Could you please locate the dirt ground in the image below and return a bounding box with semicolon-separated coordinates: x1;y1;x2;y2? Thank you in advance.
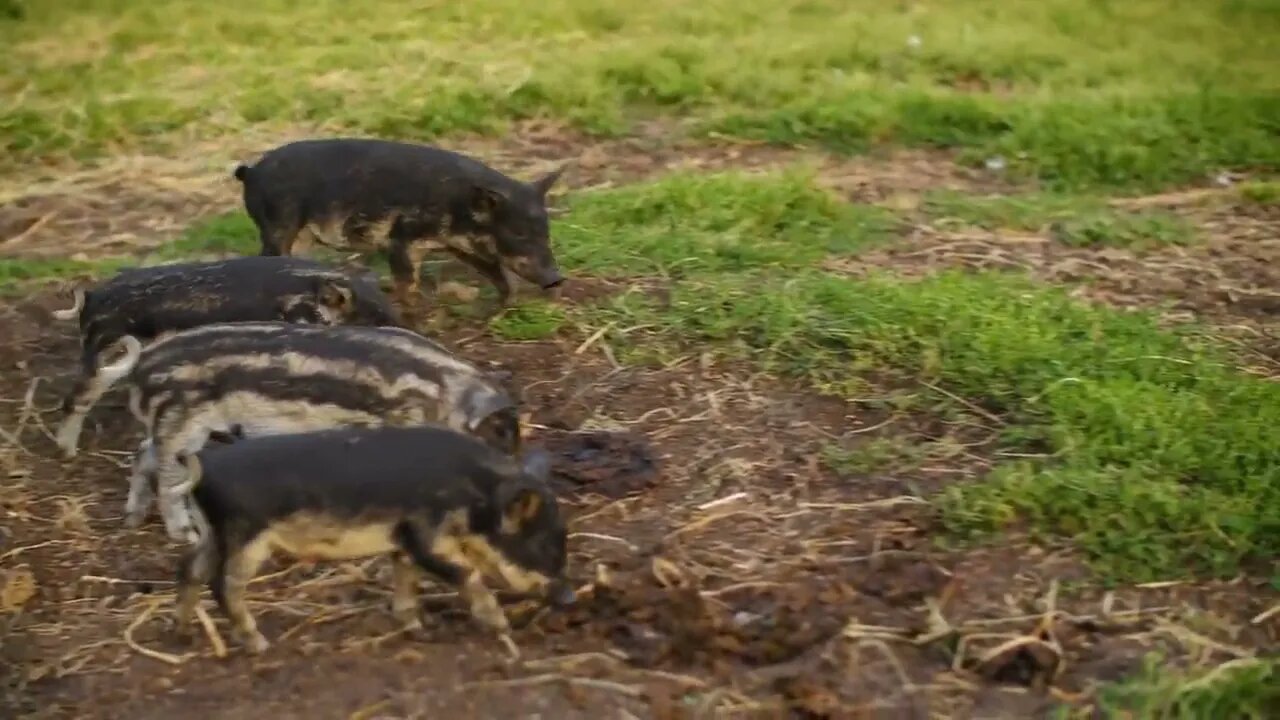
0;278;1275;719
1;133;1277;719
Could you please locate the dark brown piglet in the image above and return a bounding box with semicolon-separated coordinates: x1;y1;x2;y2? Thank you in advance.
233;137;566;311
171;424;574;656
52;255;399;458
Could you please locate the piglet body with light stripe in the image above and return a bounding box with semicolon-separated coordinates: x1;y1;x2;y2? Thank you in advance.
171;425;574;656
109;321;519;542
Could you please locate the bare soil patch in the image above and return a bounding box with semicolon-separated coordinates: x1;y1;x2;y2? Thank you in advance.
0;288;1275;719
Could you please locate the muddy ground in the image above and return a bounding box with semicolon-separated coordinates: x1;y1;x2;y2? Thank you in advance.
1;133;1278;719
0;278;1275;720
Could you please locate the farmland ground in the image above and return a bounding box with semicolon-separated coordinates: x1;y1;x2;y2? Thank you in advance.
1;2;1278;719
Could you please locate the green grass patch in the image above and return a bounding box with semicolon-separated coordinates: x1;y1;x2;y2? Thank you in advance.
924;191;1197;248
0;212;261;291
556;169;898;275
1237;179;1280;207
1085;655;1279;720
3;0;1277;190
585;269;1280;580
489;300;566;340
822;438;925;477
713;89;1280;191
152;212;259;259
0;254;127;291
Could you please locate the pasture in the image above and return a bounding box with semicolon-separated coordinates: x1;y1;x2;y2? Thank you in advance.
1;1;1277;717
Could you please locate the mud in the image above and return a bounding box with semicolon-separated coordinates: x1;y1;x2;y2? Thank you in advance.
543;430;661;500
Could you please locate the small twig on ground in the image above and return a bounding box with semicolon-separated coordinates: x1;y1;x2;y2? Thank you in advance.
1178;658;1272;693
522;651;626;670
696;491;749;512
1156;620;1256;659
79;574;175;587
1;540;73;561
702;581;781;598
915;597;957;646
124;599;190;665
959;605;1175;630
650;556;692;589
1135;580;1187;589
663;509;769;541
919;380;1005;426
2;211;58;246
855;638;917;691
348;700;393;720
1035;579;1060;637
574;322;615;355
1250;603;1279;626
843;621;913;643
0;422;27;453
194;604;227;658
13;377;40;442
799;496;927;512
567;532;639;552
276;605;373;642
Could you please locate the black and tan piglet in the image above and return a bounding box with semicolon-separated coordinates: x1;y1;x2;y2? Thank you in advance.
110;321;520;542
52;255;399;458
171;425;574;656
234;137;566;309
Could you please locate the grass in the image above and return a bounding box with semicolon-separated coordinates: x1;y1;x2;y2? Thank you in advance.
3;1;1279;189
556;169;899;275
489;300;567;340
1237;179;1280;207
923;191;1197;248
0;212;261;293
822;438;926;478
1084;656;1280;720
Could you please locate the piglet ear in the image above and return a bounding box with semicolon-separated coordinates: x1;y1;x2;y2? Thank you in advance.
470;186;505;221
466;391;515;432
503;487;543;528
485;368;514;386
520;448;552;483
531;164;566;198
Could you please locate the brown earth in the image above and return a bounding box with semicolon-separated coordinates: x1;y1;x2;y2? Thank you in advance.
0;281;1275;720
1;133;1277;718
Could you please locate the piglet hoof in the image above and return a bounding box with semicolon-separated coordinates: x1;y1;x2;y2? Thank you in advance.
54;437;78;460
243;633;271;656
498;634;521;662
164;524;195;544
392;605;423;632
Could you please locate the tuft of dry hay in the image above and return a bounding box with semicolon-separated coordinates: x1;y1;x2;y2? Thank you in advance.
0;566;37;613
